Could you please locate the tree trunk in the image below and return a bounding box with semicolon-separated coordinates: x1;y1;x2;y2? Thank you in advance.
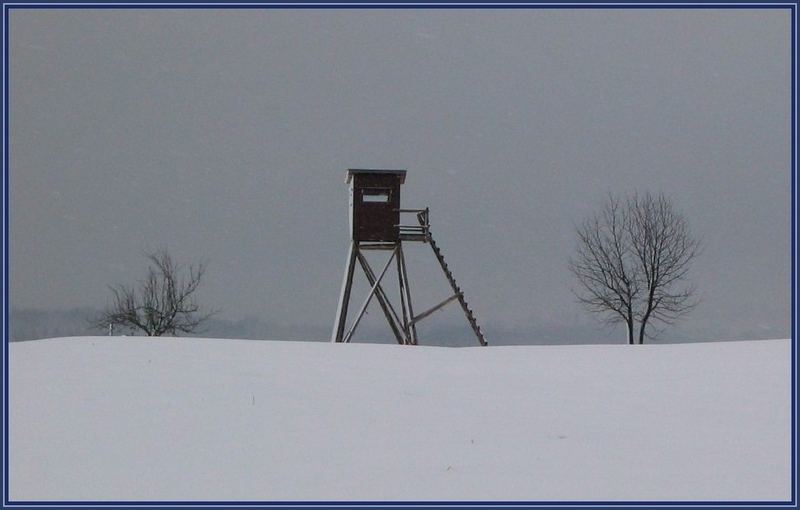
638;313;650;344
627;319;634;345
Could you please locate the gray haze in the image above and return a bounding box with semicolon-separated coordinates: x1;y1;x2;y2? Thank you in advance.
9;9;791;345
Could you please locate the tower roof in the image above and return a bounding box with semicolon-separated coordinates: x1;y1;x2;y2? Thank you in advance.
346;168;407;184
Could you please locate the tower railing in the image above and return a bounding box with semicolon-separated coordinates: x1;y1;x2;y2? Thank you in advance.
396;207;429;241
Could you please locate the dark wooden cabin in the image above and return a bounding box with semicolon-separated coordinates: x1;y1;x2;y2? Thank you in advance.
346;169;407;242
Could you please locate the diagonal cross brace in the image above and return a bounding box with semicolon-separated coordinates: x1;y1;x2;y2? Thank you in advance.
342;247;398;344
356;251;407;344
410;293;460;326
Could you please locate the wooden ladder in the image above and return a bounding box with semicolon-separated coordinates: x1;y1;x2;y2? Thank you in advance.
424;230;488;347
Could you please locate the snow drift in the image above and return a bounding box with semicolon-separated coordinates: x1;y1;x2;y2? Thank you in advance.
9;337;792;502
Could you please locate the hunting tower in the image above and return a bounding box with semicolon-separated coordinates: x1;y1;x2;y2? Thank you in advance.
331;169;487;346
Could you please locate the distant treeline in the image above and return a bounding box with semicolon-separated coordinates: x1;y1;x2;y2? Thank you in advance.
10;308;329;343
10;307;622;345
11;307;99;342
8;307;787;346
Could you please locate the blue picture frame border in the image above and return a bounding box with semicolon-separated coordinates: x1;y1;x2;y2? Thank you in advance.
0;1;795;507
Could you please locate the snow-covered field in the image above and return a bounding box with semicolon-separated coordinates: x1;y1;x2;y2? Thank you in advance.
9;337;792;502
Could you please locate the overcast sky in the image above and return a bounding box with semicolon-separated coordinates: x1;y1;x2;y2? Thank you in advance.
9;8;791;344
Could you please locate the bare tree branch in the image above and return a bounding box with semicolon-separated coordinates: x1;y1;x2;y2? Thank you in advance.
92;249;218;336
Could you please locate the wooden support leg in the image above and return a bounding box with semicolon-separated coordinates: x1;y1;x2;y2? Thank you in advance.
331;242;358;343
398;244;419;345
396;243;411;344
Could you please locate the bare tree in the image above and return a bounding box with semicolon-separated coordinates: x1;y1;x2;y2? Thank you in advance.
94;250;217;336
568;192;700;344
